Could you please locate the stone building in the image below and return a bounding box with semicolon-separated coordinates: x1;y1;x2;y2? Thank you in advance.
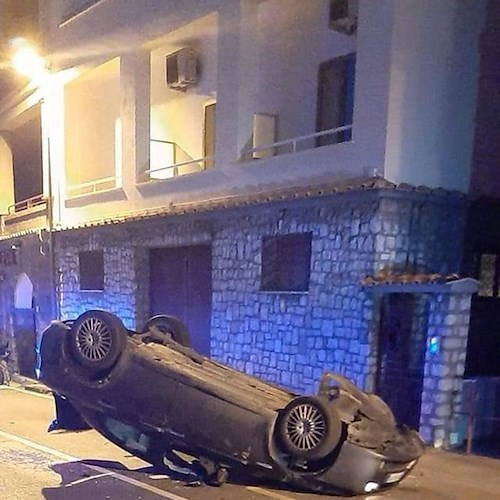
0;0;496;447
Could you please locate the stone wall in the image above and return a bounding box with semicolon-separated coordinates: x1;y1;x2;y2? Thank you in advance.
56;218;213;330
420;289;474;446
0;232;54;372
210;198;379;393
54;188;467;401
373;194;466;276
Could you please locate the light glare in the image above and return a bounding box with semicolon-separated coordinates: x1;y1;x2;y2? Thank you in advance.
11;43;47;83
364;482;380;493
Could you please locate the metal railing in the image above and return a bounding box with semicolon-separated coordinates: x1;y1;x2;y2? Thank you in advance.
7;194;47;215
66;175;122;198
142;156;213;181
242;124;353;159
139;139;212;183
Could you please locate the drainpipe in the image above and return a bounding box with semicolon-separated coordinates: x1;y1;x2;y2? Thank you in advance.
43;98;60;321
47;135;59;320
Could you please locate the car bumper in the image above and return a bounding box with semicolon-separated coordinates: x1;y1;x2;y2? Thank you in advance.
297;439;420;495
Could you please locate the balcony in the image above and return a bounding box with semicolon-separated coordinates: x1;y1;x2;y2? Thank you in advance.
137;140;212;184
66;176;123;198
241;125;353;161
0;195;49;237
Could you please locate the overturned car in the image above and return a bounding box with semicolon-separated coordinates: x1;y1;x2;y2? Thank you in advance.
38;310;424;495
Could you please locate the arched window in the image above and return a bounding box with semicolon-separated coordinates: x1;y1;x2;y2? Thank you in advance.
14;273;34;309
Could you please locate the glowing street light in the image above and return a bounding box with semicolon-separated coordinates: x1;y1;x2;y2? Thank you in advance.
9;37;48;85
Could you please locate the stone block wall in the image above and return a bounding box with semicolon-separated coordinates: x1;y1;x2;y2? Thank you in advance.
53;188;467;403
57;228;139;329
0;233;54;371
420;291;474;446
373;194;466;276
56;218;213;330
210;199;379;394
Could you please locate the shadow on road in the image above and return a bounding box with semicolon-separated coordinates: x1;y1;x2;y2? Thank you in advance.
42;459;160;499
41;458;320;499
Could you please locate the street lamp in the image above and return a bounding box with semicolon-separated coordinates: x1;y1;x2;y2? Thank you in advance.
8;37;59;320
9;37;48;85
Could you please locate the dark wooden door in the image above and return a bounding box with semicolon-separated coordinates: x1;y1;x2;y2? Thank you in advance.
466;296;500;376
149;245;212;355
13;308;37;378
375;294;425;430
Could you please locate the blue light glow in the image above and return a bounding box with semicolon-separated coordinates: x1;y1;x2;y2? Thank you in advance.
428;336;440;355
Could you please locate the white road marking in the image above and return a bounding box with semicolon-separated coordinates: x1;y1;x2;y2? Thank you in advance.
66;471;114;486
0;429;188;500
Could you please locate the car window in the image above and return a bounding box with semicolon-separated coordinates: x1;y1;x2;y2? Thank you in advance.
104;417;150;454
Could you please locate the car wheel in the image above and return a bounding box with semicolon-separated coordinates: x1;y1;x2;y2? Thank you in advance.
276;396;341;461
142;315;191;348
67;310;126;371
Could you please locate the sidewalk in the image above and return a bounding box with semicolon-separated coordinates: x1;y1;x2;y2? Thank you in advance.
9;373;52;395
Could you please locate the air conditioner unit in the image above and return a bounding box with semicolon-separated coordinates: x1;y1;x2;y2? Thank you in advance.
329;0;358;36
166;48;198;91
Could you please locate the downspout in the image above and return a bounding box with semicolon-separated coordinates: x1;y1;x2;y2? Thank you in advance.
47;136;59;320
43;99;60;320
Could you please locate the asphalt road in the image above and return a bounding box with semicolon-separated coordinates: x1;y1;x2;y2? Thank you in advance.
1;384;500;500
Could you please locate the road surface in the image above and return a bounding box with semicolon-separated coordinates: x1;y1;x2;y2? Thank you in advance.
1;383;500;499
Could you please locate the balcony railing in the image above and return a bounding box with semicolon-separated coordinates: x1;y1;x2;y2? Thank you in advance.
7;194;47;214
242;124;353;160
1;195;49;236
66;175;122;198
138;139;212;184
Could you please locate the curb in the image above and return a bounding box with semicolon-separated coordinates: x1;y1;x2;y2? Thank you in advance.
9;374;52;395
23;383;52;395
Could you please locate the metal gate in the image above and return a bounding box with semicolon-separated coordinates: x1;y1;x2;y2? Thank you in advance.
375;293;426;430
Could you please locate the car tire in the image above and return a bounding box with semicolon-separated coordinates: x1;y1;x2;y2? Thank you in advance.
276;396;341;461
142;315;191;348
67;310;126;372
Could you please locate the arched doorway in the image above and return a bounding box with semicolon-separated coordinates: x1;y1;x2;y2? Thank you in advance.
13;272;37;377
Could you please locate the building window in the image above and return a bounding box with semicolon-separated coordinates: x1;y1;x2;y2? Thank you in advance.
329;0;358;35
261;233;312;292
330;0;349;22
316;53;356;146
473;253;500;297
79;250;104;291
